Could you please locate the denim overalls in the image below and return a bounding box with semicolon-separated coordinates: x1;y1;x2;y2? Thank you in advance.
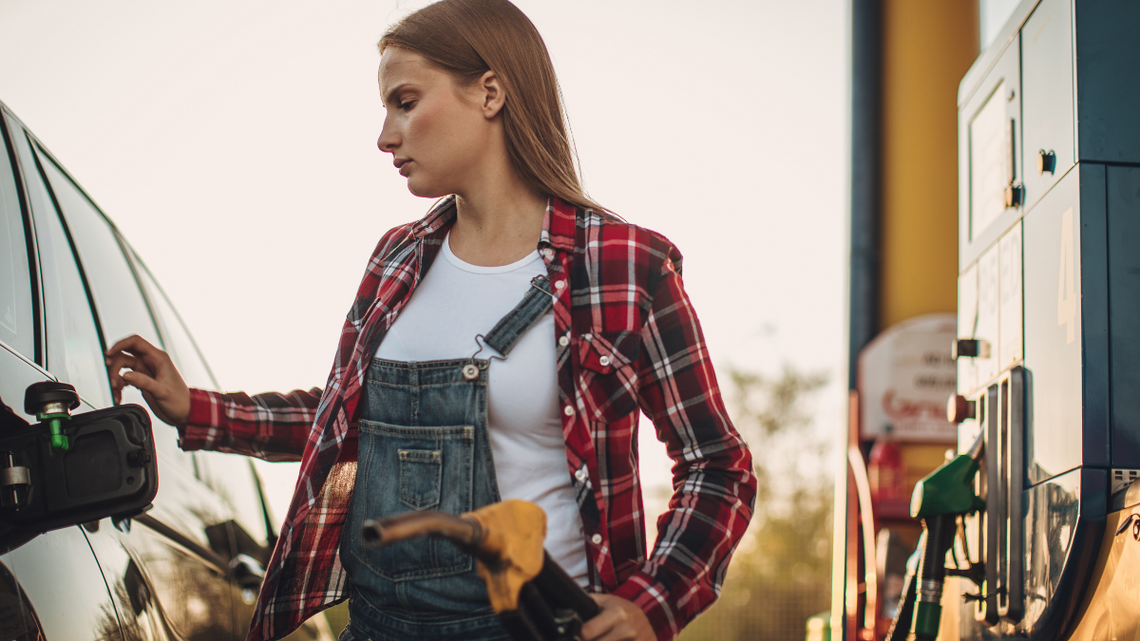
339;275;555;641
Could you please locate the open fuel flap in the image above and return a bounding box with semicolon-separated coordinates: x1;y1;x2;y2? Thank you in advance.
0;381;158;548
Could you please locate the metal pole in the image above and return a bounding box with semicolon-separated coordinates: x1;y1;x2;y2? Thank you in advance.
838;1;882;639
848;0;882;390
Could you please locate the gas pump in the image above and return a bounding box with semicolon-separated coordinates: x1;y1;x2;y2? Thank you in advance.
888;0;1140;638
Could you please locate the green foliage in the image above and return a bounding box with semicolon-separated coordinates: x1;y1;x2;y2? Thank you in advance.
680;365;833;641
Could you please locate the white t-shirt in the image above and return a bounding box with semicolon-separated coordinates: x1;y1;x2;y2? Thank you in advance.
374;233;588;585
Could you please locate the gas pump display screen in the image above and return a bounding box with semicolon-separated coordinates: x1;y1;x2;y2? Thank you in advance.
970;80;1010;240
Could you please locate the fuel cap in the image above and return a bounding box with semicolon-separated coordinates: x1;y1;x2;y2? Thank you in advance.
24;381;80;416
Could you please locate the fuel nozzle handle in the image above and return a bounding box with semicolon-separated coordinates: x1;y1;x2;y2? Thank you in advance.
907;447;986;640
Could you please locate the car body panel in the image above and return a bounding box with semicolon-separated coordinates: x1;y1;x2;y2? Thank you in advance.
0;102;332;641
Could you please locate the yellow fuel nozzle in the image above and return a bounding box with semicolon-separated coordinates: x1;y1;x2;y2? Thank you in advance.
362;499;547;613
464;500;547;614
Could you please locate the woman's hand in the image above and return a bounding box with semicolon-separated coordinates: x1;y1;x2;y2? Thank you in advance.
105;334;191;427
581;594;655;641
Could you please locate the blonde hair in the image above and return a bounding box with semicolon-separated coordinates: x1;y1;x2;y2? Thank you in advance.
379;0;604;212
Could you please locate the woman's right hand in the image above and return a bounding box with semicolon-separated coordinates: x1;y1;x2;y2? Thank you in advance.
105;334;191;428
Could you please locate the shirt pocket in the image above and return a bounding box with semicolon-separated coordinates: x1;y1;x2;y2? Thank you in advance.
575;330;641;422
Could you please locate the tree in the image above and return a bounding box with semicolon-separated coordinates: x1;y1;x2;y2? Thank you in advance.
680;365;832;641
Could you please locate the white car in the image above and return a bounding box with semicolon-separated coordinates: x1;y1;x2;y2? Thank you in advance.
0;101;333;641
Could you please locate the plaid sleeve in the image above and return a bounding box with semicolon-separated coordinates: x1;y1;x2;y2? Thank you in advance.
611;257;757;640
179;387;321;462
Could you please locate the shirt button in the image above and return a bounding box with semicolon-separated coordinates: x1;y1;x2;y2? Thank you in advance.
574;469;586;481
598;355;611;367
554;280;566;290
541;248;554;259
563;405;575;417
591;534;603;545
558;335;570;347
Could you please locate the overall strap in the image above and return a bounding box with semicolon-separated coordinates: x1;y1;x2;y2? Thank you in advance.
482;275;554;358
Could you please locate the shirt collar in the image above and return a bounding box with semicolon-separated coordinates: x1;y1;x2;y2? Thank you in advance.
539;197;579;253
410;196;458;239
411;194;580;253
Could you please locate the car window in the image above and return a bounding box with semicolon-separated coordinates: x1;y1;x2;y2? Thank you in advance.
129;250;217;390
195;451;272;547
36;148;162;352
0;122;34;358
10;130;110;407
101;246;202;474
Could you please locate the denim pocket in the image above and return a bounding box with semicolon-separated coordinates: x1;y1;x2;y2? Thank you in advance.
346;419;475;581
398;449;442;510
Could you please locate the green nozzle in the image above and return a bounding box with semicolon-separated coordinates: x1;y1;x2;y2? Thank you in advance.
37;413;70;452
911;454;984;519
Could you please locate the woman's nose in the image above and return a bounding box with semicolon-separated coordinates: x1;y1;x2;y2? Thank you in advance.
377;118;399;153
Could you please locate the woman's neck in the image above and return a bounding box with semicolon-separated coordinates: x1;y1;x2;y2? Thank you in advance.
449;171;547;267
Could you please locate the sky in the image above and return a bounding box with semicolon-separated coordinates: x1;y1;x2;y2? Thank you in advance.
0;0;849;522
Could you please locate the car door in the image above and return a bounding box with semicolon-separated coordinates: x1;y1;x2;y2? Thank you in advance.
3;103;332;641
193;452;276;639
0;105;121;641
4;109;244;641
23;116;336;641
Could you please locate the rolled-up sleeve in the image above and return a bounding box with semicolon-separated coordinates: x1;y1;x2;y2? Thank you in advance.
180;387;321;462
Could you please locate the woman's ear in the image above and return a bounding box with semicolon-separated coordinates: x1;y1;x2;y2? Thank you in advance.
479;70;505;119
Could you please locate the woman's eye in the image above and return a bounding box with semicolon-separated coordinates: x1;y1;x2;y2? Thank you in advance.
398;100;415;111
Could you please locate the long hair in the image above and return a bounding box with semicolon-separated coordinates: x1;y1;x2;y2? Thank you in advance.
379;0;604;212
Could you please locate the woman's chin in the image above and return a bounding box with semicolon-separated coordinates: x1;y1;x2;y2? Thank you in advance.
406;179;447;199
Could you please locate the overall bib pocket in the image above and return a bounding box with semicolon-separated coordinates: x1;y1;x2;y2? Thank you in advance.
398;449;442;510
348;419;476;581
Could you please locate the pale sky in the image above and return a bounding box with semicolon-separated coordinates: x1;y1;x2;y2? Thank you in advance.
0;0;849;522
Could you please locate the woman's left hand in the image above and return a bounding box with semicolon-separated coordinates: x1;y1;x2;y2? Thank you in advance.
581;594;655;641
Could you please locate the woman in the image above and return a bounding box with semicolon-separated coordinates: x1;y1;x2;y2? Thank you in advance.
106;1;755;640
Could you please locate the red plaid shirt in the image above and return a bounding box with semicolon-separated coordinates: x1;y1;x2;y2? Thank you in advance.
180;196;756;641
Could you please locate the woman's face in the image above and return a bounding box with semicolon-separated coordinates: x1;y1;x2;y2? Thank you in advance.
376;48;496;198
